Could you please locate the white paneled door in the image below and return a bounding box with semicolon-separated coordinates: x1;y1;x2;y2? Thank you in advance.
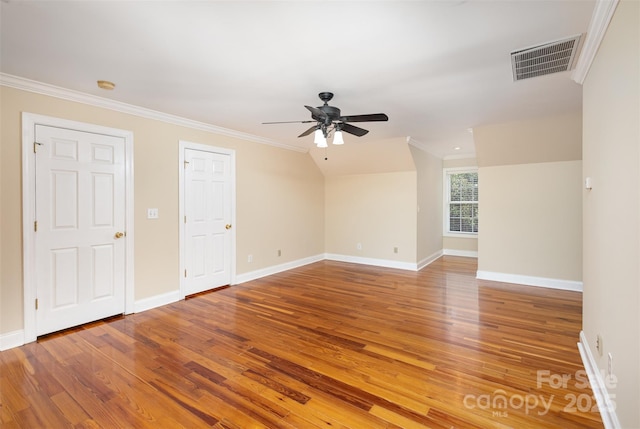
34;125;126;336
183;148;232;295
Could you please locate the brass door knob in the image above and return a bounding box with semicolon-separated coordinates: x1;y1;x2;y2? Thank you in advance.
225;224;232;230
114;232;124;239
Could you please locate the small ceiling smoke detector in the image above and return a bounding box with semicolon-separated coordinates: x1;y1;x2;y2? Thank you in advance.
97;80;115;90
511;34;582;81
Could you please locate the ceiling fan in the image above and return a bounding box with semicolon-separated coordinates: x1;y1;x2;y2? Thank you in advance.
263;92;389;145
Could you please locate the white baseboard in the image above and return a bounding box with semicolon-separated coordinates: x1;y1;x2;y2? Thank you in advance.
235;254;325;284
577;331;621;428
0;290;182;351
417;250;443;270
325;253;418;271
10;253;586;352
443;249;478;258
0;330;25;351
1;252;440;351
134;290;181;313
476;270;583;291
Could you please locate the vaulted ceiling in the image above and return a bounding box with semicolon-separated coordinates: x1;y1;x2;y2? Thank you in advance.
1;1;595;158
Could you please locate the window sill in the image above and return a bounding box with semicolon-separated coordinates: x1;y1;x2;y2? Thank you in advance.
443;232;478;239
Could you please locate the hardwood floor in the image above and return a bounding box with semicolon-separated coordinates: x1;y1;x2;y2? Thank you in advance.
1;256;603;428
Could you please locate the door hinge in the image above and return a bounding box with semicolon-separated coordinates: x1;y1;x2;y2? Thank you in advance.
34;220;38;232
184;269;187;278
35;299;38;310
184;215;187;224
34;142;43;153
184;160;190;168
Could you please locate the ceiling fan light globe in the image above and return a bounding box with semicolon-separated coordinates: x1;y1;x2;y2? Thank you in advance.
314;129;328;147
333;131;344;145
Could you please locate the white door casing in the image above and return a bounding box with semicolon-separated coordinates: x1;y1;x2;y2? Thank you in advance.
22;113;134;342
179;141;235;298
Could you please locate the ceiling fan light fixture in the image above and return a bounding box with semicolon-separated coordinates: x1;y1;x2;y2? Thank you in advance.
314;129;328;147
262;92;389;145
333;130;344;145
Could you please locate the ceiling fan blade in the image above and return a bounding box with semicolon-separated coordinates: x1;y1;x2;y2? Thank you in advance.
262;120;315;124
305;105;327;121
298;125;318;138
339;113;389;123
340;123;369;137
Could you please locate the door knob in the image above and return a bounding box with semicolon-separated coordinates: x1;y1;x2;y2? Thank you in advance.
114;232;124;239
225;224;232;230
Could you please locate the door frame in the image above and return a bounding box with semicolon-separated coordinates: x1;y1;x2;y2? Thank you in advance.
22;113;135;343
178;140;236;299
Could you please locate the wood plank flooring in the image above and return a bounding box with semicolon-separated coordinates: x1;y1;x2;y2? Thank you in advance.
1;256;603;428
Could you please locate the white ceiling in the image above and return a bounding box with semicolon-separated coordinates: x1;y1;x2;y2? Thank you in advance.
0;0;595;158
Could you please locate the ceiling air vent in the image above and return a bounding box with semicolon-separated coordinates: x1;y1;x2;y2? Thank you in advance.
511;34;582;81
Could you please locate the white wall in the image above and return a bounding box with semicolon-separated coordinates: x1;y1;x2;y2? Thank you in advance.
474;113;582;167
410;146;443;263
309;137;415;176
474;113;583;287
325;171;417;264
478;161;582;283
582;0;640;426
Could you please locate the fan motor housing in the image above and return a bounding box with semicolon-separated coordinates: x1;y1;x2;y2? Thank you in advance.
315;105;341;123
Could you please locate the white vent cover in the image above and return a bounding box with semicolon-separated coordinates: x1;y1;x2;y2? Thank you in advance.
511;35;582;81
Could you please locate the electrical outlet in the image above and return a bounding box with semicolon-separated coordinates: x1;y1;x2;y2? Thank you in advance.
393;247;398;254
277;249;281;257
596;334;603;356
147;208;159;219
248;254;253;263
357;243;362;250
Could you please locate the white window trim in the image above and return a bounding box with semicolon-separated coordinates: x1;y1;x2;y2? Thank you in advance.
443;167;478;238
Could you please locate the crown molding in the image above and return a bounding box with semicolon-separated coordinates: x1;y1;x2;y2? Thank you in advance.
0;73;306;153
572;0;619;84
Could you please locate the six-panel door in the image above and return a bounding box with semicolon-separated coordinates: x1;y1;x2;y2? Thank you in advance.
35;124;126;336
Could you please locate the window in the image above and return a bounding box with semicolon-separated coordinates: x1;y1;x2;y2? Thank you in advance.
444;169;478;235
